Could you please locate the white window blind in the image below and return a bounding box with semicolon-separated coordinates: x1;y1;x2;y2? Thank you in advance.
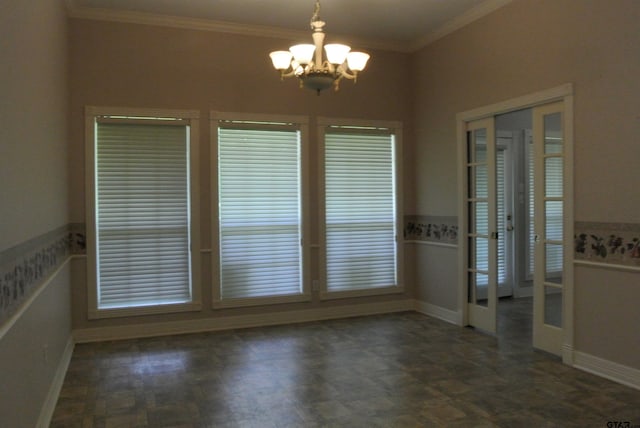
526;138;563;277
475;148;506;286
544;142;564;274
95;121;192;309
218;125;302;299
526;140;535;278
324;130;397;292
496;149;506;285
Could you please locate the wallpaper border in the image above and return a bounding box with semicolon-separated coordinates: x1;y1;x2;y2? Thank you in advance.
574;221;640;268
4;218;634;325
403;217;640;270
404;215;458;245
0;224;86;326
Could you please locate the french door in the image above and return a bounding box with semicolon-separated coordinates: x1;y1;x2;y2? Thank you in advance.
532;101;565;354
465;117;498;333
463;102;566;354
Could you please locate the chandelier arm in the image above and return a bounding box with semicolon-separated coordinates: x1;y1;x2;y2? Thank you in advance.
335;63;357;80
333;74;345;91
280;68;298;79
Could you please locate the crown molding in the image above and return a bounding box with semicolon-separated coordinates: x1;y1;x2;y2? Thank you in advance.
409;0;513;51
66;4;308;40
65;1;406;52
65;0;512;53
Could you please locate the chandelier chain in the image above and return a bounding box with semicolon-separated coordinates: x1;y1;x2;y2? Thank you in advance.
311;0;321;27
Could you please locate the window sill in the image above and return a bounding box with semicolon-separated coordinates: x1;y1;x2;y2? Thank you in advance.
88;301;202;320
320;285;404;301
212;293;311;309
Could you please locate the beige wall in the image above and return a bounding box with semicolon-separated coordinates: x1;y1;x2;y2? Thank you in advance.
412;0;640;367
0;0;71;425
413;0;640;220
0;0;69;251
575;266;639;368
414;245;458;311
0;265;72;428
68;19;415;330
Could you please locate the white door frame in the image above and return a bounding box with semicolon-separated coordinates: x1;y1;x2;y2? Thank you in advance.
456;83;574;364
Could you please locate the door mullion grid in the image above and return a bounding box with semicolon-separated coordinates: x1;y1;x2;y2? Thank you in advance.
465;118;497;333
533;102;565;354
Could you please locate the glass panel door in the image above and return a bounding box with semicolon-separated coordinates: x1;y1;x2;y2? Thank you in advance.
533;102;564;355
466;117;497;333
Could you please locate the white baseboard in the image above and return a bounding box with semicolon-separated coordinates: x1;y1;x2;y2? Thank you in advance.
573;350;640;391
562;343;574;366
73;299;415;343
37;335;75;428
414;300;462;325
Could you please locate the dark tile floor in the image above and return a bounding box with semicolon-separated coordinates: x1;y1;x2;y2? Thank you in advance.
51;299;640;427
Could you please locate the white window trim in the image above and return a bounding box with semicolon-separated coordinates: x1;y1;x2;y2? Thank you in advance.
210;111;311;309
317;116;404;300
85;106;202;319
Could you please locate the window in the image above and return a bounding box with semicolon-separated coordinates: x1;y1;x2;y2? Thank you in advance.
319;118;403;297
212;113;309;307
86;107;201;318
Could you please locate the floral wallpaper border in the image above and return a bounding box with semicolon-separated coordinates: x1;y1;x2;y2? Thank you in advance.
574;221;640;268
0;223;86;326
404;215;458;245
402;217;639;267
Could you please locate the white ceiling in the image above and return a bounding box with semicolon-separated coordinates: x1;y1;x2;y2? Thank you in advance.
67;0;512;52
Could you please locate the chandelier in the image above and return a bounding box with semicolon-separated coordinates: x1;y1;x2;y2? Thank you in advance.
269;0;370;95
